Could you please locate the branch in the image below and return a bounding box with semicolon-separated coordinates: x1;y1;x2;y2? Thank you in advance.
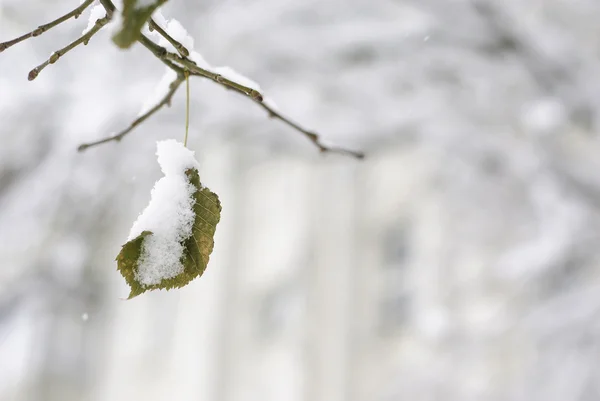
98;0;116;16
137;34;185;72
0;0;95;53
28;15;111;81
78;73;185;151
256;101;365;159
166;52;364;158
167;53;264;101
148;18;190;57
1;0;363;158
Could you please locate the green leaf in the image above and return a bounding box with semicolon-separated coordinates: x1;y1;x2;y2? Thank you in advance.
112;0;168;49
116;168;221;299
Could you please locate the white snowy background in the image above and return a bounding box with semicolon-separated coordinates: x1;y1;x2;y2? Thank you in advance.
2;0;600;400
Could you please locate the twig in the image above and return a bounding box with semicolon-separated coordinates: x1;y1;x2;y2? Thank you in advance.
0;0;95;53
28;15;111;81
137;34;185;72
256;101;365;159
82;36;364;158
166;53;264;101
98;0;116;17
165;52;364;158
78;73;185;151
148;18;190;57
1;0;363;158
184;71;190;147
96;0;363;158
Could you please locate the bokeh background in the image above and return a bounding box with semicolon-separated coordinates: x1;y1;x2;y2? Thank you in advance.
2;0;600;400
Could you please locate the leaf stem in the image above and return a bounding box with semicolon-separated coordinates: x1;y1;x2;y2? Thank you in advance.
184;70;190;147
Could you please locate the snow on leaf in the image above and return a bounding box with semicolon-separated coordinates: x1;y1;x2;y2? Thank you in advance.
116;140;221;299
112;0;167;48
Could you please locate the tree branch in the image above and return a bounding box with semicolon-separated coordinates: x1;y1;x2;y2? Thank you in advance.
28;15;111;81
148;18;190;57
167;53;264;101
256;101;365;159
98;0;116;16
0;0;95;53
1;0;364;158
137;34;185;71
77;73;185;151
165;52;365;158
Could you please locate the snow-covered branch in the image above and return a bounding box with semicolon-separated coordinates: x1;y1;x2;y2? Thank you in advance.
0;0;364;159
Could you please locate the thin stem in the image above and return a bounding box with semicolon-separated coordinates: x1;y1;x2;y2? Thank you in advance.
184;71;190;147
28;15;110;81
0;0;95;53
78;74;185;151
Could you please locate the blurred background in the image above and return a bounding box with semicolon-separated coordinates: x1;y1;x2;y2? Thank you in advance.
2;0;600;400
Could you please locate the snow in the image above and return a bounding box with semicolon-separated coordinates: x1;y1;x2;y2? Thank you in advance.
159;19;193;51
127;140;200;286
7;0;600;398
144;14;212;74
138;67;177;116
152;9;168;28
521;97;567;135
190;51;211;70
105;4;124;38
82;5;105;35
262;96;279;112
213;66;261;92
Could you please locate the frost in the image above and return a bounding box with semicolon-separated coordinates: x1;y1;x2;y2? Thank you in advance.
139;67;177;116
82;5;106;35
127;140;200;286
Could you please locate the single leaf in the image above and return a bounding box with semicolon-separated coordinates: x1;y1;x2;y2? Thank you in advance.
116;167;221;299
112;0;168;49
